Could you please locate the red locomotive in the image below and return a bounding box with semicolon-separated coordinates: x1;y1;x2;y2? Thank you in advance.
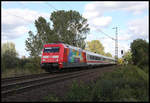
40;43;115;72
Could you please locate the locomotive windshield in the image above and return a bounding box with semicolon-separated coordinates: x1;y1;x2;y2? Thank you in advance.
43;47;60;53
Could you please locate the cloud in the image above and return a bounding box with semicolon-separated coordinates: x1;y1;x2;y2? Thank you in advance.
118;30;132;41
89;16;112;29
83;1;148;30
84;1;148;15
127;16;148;41
2;8;49;42
101;38;115;54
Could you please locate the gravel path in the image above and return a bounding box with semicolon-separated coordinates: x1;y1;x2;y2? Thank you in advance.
2;65;117;102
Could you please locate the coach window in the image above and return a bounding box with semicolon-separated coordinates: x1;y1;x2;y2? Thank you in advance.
96;57;98;60
90;55;91;60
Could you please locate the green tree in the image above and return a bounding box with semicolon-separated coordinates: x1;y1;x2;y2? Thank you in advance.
105;52;112;57
1;42;19;70
25;10;90;57
25;17;54;57
2;42;18;56
86;40;105;55
122;50;132;65
118;58;123;65
50;10;90;49
130;39;149;67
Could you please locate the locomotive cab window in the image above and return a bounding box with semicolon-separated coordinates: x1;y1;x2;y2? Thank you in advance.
44;47;60;53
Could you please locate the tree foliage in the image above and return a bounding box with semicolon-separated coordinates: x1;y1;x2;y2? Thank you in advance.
86;40;112;57
86;40;105;55
25;10;90;57
50;10;90;49
122;50;132;65
25;17;54;57
1;42;19;69
104;52;112;57
130;39;149;67
2;42;18;56
118;58;123;65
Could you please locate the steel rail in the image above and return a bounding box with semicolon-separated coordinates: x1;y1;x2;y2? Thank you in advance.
1;73;50;84
1;68;98;98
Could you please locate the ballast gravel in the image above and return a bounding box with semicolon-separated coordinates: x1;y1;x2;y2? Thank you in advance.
2;65;117;102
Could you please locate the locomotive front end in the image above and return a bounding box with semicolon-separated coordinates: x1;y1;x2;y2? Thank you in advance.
41;44;63;72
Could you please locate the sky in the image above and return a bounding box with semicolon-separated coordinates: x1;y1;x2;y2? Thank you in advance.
1;1;149;58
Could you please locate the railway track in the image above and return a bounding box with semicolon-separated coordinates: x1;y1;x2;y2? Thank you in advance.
1;73;51;85
1;68;84;86
1;67;100;98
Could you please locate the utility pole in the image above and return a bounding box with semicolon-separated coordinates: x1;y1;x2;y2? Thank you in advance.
96;26;119;63
112;26;118;64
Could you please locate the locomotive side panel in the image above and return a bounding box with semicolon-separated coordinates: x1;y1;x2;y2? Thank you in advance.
62;47;87;68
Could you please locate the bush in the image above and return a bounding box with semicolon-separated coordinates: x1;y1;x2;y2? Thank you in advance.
65;80;92;102
2;51;18;69
130;39;149;67
44;94;60;102
23;63;36;73
63;64;149;102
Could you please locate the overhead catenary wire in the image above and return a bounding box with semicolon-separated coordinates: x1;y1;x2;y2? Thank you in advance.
5;11;32;22
44;2;58;11
96;28;116;41
94;26;119;61
4;3;32;22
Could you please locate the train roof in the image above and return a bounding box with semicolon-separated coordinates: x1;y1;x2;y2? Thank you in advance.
43;43;115;60
44;43;85;51
85;50;115;60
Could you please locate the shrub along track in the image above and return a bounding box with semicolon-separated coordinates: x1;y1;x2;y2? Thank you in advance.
2;65;117;102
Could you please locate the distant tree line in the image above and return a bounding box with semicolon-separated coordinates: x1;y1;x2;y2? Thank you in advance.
1;42;40;72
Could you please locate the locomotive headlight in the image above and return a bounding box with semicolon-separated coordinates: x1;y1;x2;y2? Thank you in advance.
53;56;59;58
43;56;49;58
43;59;46;61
